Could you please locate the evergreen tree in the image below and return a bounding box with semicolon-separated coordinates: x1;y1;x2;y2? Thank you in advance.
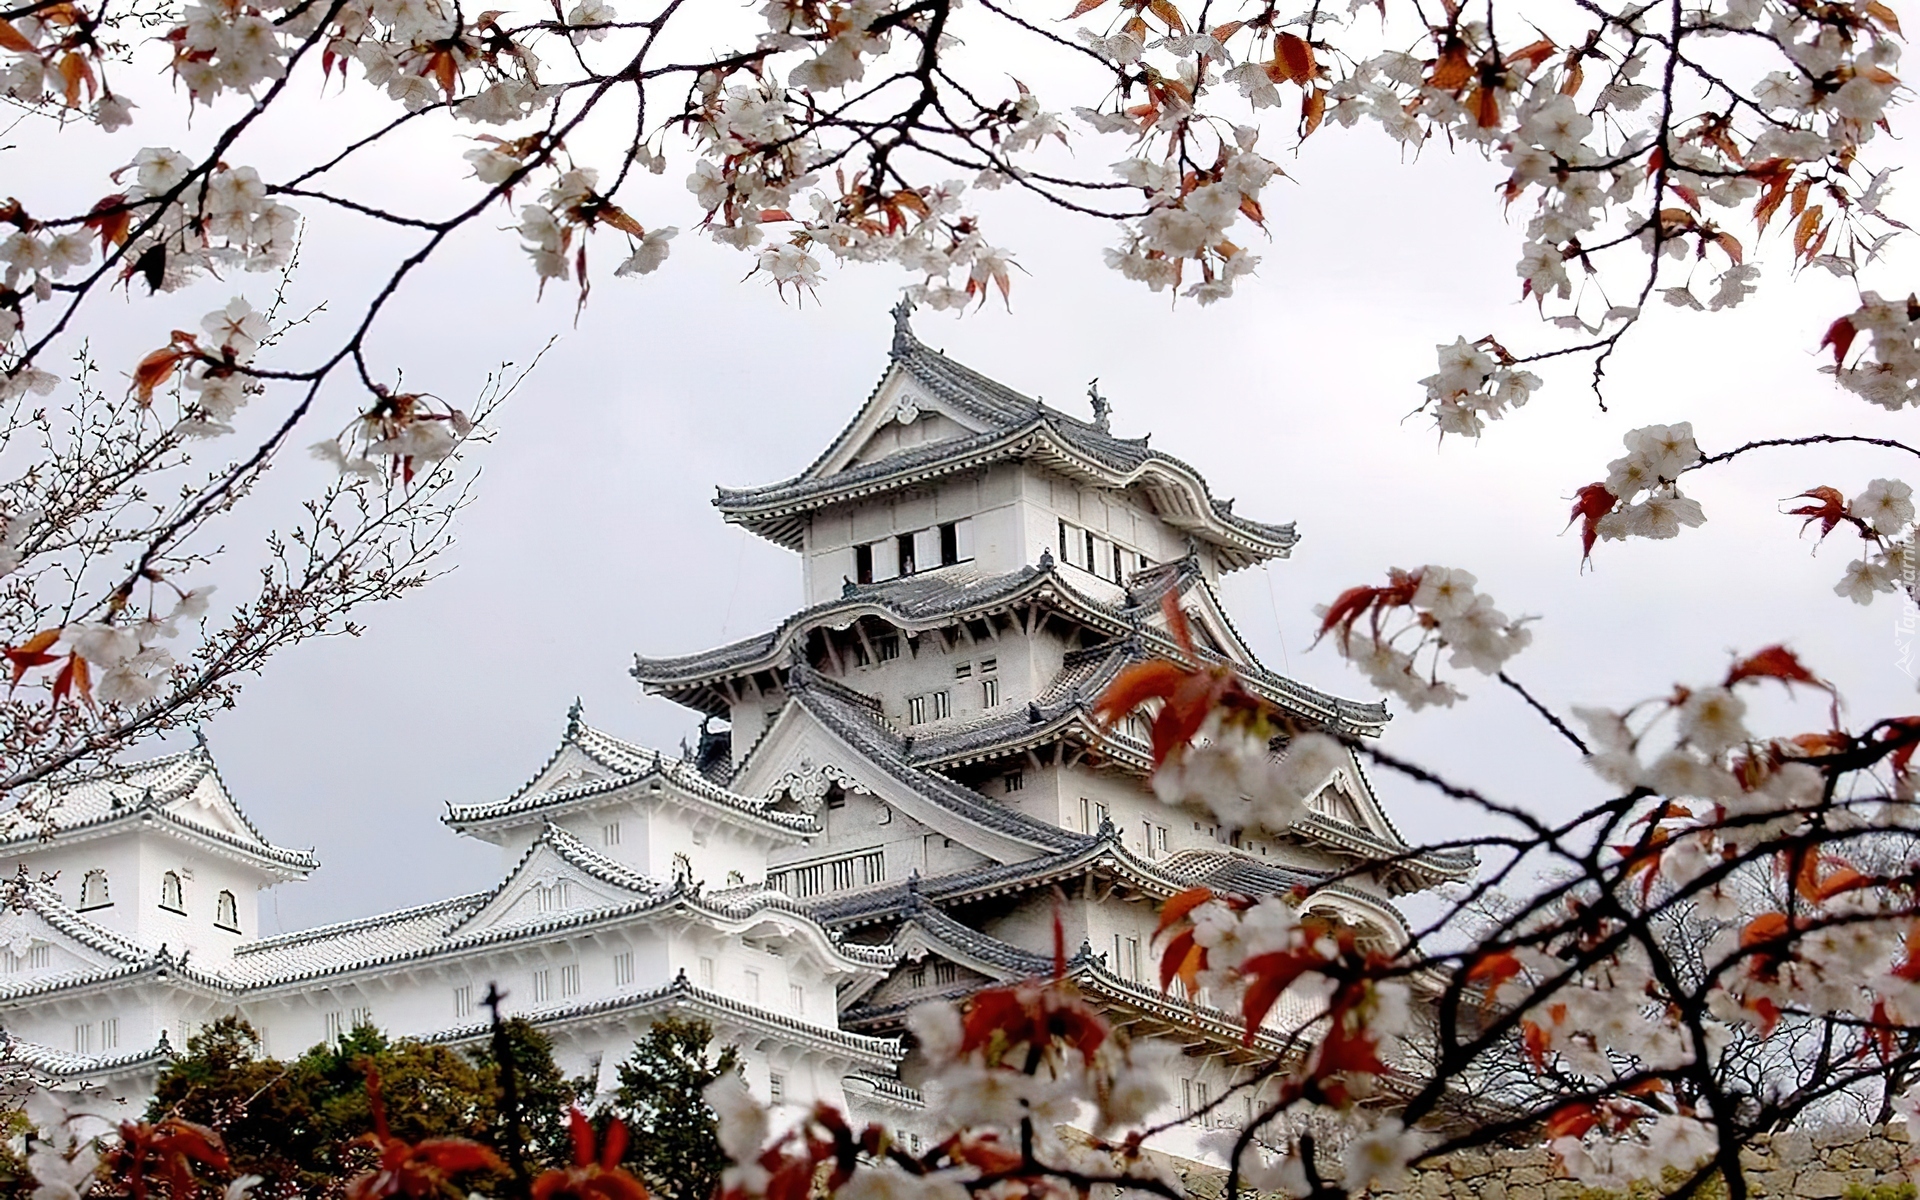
606;1018;741;1200
144;1014;583;1199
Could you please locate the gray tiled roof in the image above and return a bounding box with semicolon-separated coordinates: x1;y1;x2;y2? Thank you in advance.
809;825;1324;929
786;673;1088;854
444;708;812;836
0;745;317;872
426;974;903;1067
714;323;1297;569
1;1031;172;1079
634;561;1389;736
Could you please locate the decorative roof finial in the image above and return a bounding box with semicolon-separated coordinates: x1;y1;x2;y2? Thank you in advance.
890;297;916;357
1086;378;1111;432
566;697;583;737
192;726;208;749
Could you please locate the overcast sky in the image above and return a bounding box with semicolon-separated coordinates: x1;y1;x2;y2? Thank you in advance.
18;25;1920;936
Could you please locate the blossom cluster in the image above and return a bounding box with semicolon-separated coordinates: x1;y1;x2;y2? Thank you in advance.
1312;565;1533;710
1568;423;1708;564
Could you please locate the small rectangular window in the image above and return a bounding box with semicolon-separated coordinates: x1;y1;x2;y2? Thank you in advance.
981;677;999;708
915;527;941;572
1058;519;1070;564
699;956;715;988
1158;826;1169;852
1142;819;1156;858
769;1073;785;1103
790;983;805;1014
351;1006;373;1029
1084;530;1096;572
614;951;635;986
533;969;552;1003
954;662;973;680
907;695;927;725
876;636;900;662
454;985;474;1018
101;1018;118;1050
1003;771;1024;794
896;533;917;577
73;1023;91;1054
325;1011;345;1045
931;690;950;720
979;657;997;674
939;522;959;566
561;964;581;997
603;821;621;847
933;961;956;985
854;543;874;585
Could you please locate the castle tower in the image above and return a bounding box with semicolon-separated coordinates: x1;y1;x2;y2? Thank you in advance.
633;307;1472;1155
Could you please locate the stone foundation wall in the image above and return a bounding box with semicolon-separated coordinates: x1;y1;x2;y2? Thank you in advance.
1367;1125;1917;1200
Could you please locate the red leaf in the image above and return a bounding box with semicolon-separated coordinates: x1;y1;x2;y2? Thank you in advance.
1273;33;1314;84
1158;927;1197;992
1784;487;1850;540
1239;949;1319;1040
1566;483;1617;566
1819;315;1859;367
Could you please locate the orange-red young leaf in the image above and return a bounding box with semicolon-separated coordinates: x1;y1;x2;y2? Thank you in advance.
1724;644;1825;692
1463;948;1522;1010
1239;949;1320;1040
1065;0;1108;16
1093;659;1187;728
1545;1103;1601;1141
1273;33;1314;84
6;628;61;689
1155;886;1215;939
0;19;36;50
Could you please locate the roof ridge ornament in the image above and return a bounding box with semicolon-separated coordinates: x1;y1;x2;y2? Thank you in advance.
566;697;584;738
889;297;916;358
1086;379;1111;433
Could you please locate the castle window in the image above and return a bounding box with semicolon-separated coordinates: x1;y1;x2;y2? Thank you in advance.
1003;771;1024;794
895;532;916;577
73;1024;91;1054
790;983;804;1014
614;951;635;987
100;1018;118;1050
907;964;925;988
159;871;185;913
79;869;109;910
933;961;956;985
350;1006;373;1030
932;690;950;719
980;657;996;673
215;890;240;932
876;636;899;662
324;1011;345;1045
854;543;874;585
938;522;960;566
981;677;999;708
603;821;621;847
1058;519;1070;564
533;968;553;1003
454;985;474;1018
953;662;972;680
769;1072;784;1103
560;963;581;998
907;695;926;725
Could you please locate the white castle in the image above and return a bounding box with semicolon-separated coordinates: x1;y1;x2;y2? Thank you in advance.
0;306;1470;1158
